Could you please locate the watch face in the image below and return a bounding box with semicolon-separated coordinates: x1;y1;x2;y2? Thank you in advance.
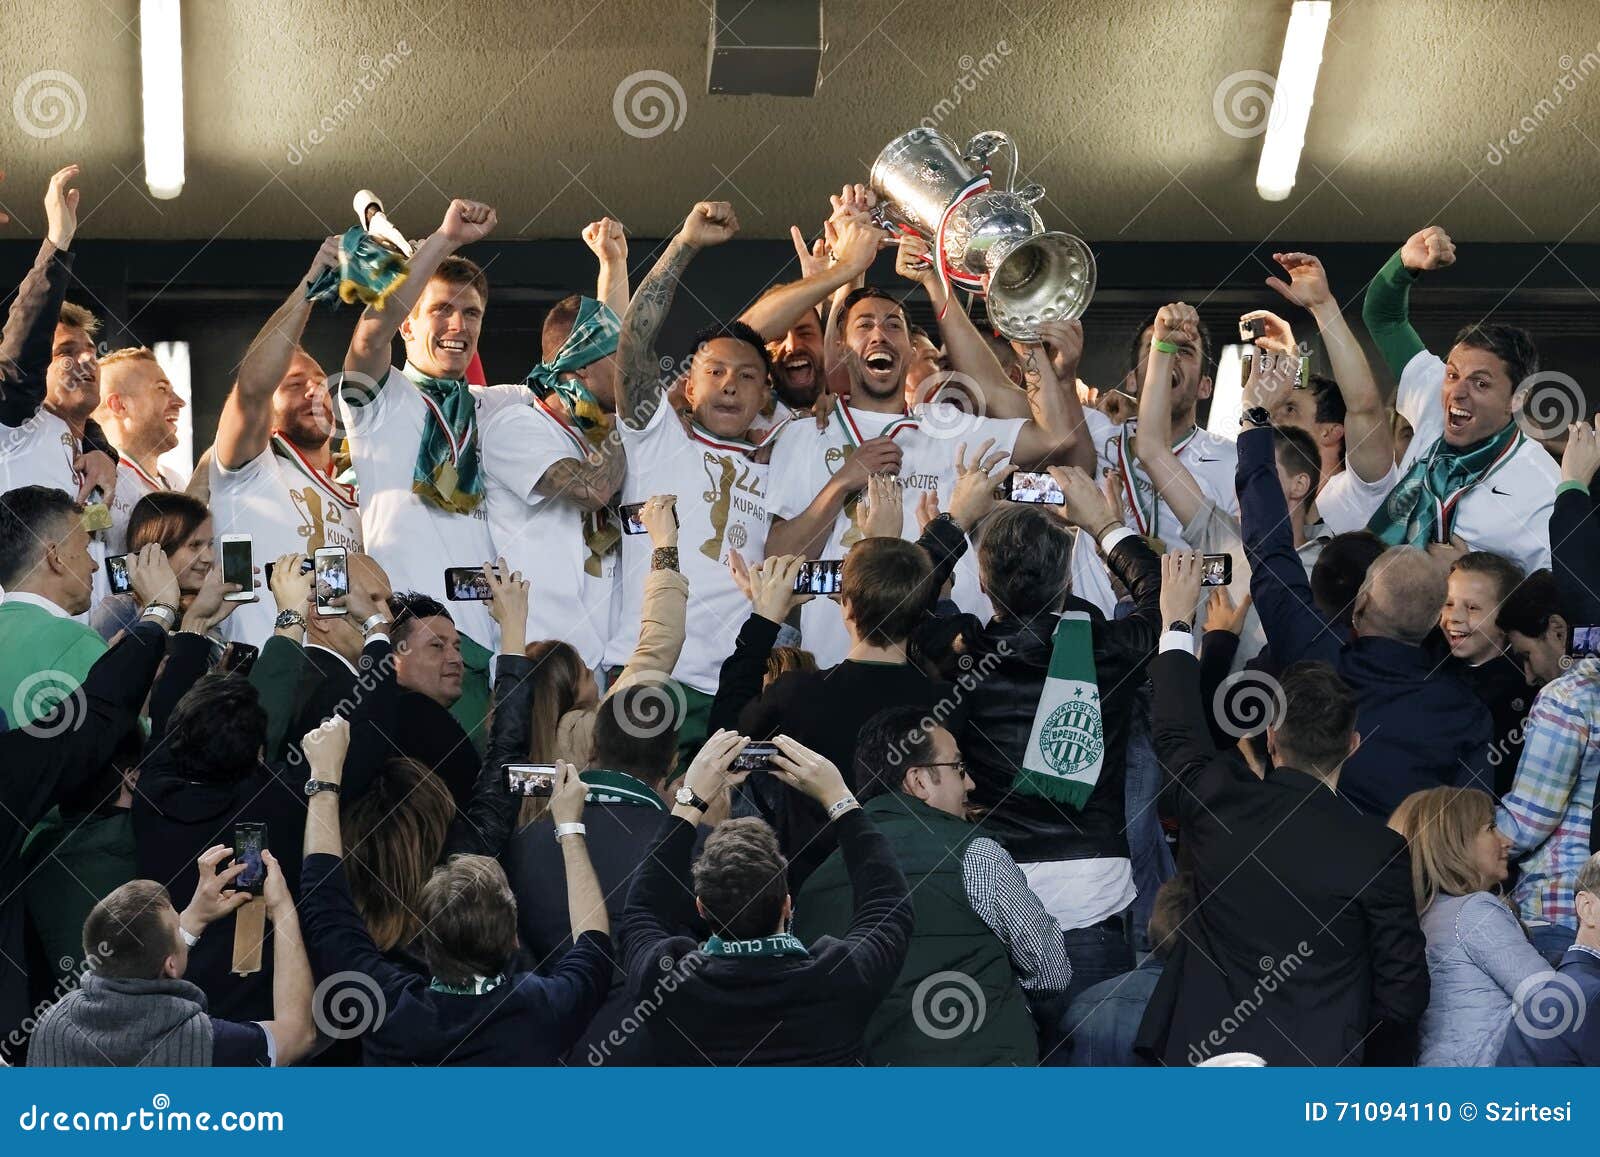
674;786;696;806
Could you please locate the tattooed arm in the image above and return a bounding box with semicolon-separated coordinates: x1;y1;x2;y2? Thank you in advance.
617;201;740;432
533;435;626;511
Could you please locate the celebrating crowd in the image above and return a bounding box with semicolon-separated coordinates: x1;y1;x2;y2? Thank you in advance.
0;160;1596;1068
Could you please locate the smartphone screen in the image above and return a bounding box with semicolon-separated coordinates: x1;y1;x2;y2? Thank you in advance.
1006;470;1066;506
794;559;843;596
504;763;559;797
314;547;349;616
1201;553;1233;587
219;642;260;676
105;553;133;595
618;501;678;535
220;537;255;602
233;823;267;895
444;566;494;601
731;742;779;773
1570;625;1600;659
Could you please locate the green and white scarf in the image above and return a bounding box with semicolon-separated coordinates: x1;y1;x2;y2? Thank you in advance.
403;363;483;514
701;933;809;958
1018;611;1105;809
1367;420;1522;548
428;973;507;995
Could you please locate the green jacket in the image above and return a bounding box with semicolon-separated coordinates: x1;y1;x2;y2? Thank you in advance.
20;807;136;984
794;793;1037;1066
0;600;106;729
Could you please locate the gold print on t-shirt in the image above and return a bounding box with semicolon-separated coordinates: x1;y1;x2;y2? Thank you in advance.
699;451;736;561
291;486;327;553
825;444;866;549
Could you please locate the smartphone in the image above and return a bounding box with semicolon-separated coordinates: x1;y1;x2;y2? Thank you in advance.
1570;625;1600;659
731;742;779;773
220;534;256;602
105;552;133;595
444;565;499;601
1201;553;1233;587
619;501;679;535
262;556;313;587
504;763;559;797
219;641;260;676
794;559;844;596
233;822;267;896
1238;318;1265;342
312;546;348;616
1005;470;1066;506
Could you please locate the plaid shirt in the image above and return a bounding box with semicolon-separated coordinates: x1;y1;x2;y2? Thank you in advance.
1496;658;1600;928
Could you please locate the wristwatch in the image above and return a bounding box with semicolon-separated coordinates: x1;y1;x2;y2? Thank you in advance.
674;785;709;813
1240;405;1272;429
275;608;307;630
1166;620;1193;634
304;779;341;798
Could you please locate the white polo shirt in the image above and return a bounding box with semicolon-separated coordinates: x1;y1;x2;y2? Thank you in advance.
338;367;525;650
1082;408;1239;552
603;405;770;694
208;436;363;645
767;400;1025;667
480;395;610;670
1383;350;1559;574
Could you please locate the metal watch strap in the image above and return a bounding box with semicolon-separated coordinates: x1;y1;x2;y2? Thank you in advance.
275;608;306;630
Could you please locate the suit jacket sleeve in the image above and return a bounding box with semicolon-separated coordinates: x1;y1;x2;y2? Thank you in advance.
1551;484;1600;624
0;620;168;860
916;514;969;610
249;635;308;762
709;613;780;737
0;242;71;426
1241;426;1339;665
1358;833;1431;1033
1149;648;1226;821
444;651;533;859
147;631;216;737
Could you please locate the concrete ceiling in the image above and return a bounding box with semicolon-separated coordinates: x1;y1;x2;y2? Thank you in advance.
2;0;1599;244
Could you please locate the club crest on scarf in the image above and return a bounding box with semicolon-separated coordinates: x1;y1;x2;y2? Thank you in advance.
1037;690;1104;777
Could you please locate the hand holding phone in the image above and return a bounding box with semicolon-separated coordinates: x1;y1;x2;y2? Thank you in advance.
1201;553;1233;587
220;535;257;603
313;546;349;616
1004;470;1066;506
731;742;779;772
232;823;268;895
504;763;559;797
105;552;133;595
445;565;500;601
793;559;843;596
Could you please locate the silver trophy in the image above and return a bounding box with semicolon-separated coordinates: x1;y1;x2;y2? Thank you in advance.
869;128;1096;340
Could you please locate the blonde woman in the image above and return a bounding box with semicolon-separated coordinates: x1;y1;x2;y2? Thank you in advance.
1388;787;1550;1066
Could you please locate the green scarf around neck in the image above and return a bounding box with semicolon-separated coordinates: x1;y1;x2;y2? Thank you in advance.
403;363;484;514
1367;420;1521;547
701;932;809;958
524;296;619;446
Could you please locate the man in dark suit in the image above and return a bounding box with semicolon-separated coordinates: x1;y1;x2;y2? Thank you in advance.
1135;552;1430;1067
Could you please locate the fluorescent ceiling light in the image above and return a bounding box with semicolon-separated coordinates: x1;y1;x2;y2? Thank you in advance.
140;0;185;199
1256;1;1331;202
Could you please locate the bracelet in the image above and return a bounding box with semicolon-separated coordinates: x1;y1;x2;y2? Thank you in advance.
555;822;587;842
359;613;390;636
141;603;177;628
651;546;680;572
1151;338;1180;355
826;794;860;822
179;923;201;947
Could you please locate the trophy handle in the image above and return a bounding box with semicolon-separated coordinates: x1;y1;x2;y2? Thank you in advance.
1015;183;1045;205
963;131;1020;191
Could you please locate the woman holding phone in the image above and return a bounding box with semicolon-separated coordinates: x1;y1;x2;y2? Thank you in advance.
90;492;247;655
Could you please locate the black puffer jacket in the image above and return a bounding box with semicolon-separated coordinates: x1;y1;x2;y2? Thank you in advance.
916;532;1163;864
